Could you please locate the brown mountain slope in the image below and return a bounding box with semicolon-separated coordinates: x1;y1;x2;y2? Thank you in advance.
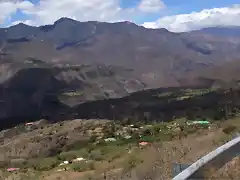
1;18;240;127
1;18;240;88
178;59;240;89
0;60;146;128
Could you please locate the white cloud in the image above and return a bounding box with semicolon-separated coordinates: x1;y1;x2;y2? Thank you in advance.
2;0;240;33
138;0;165;13
17;1;33;9
0;2;19;23
2;0;167;26
0;0;33;23
142;5;240;32
11;0;148;26
142;22;158;29
22;0;124;25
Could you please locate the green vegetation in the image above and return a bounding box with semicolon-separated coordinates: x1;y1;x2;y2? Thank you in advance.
58;149;89;160
2;109;240;179
183;89;215;96
176;88;216;101
156;92;173;98
57;151;78;161
70;162;95;172
10;158;27;168
3;87;240;179
62;91;83;97
28;157;60;171
89;149;105;161
154;88;216;101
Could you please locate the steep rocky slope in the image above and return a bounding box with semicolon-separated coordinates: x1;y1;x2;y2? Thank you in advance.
0;61;145;128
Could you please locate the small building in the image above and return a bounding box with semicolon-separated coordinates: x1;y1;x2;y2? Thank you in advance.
139;141;149;146
131;128;139;131
124;135;132;140
59;161;69;166
25;122;37;131
73;157;85;163
104;138;117;142
25;122;34;126
7;168;20;172
57;168;65;172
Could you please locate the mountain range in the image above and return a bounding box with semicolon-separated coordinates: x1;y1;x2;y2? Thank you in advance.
2;18;240;86
1;17;240;126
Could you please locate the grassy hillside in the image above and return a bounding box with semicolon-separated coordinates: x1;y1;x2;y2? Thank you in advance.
73;87;240;123
0;116;239;180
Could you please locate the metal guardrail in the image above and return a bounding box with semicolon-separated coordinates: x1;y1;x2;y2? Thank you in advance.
173;136;240;180
172;163;190;177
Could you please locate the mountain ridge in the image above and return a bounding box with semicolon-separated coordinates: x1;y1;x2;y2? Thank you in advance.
1;17;240;126
1;18;240;89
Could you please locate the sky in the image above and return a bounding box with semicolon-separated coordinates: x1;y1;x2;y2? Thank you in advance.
0;0;240;32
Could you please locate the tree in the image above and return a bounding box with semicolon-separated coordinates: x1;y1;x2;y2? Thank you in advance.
142;128;153;136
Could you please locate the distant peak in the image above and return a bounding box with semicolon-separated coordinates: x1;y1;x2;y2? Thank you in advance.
10;22;32;28
54;17;78;25
123;21;134;24
117;21;137;25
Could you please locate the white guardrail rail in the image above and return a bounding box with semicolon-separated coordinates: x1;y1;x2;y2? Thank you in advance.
173;135;240;180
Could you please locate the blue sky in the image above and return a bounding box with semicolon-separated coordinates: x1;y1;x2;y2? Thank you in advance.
121;0;238;12
1;0;240;32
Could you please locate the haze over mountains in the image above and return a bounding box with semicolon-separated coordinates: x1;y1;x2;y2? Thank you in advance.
1;17;240;126
193;26;240;37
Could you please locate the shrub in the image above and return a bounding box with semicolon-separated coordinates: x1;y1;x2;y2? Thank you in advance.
142;128;153;136
71;161;95;172
10;158;27;168
58;149;89;161
96;139;107;146
175;118;187;126
58;151;77;161
0;160;9;168
88;162;95;170
124;155;143;170
86;145;96;153
89;135;97;143
222;125;237;134
157;132;174;141
77;149;89;158
89;150;104;161
31;157;59;171
140;136;155;142
68;140;90;150
153;125;163;133
72;163;87;172
199;124;209;129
